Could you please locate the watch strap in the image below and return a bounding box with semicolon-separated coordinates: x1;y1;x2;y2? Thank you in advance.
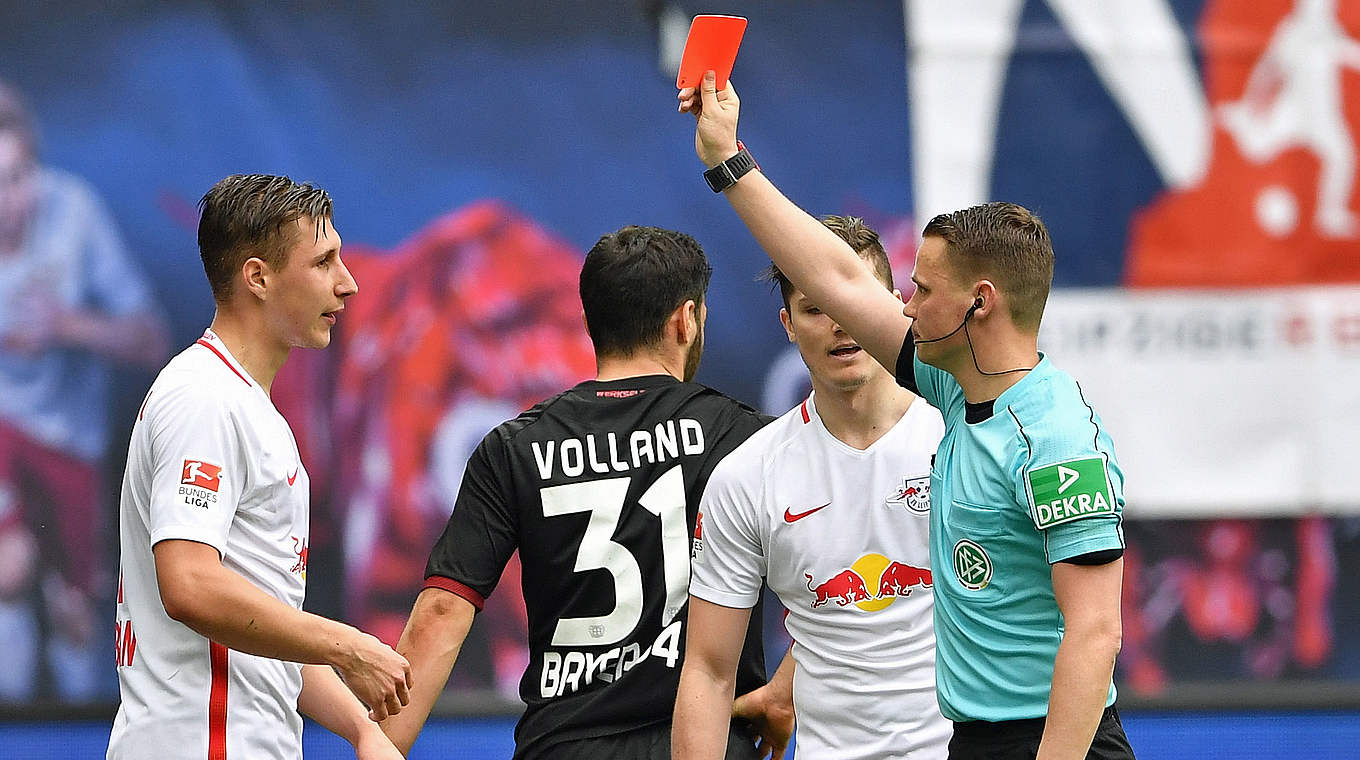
704;143;757;193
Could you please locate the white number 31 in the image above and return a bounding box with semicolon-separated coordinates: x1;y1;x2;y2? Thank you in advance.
539;465;691;647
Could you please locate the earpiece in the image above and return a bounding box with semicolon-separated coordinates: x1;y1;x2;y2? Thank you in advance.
916;296;984;345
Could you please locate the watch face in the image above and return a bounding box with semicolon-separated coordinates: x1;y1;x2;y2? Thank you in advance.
705;166;733;192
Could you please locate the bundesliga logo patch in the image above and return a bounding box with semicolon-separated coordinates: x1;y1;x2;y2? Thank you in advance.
691;512;704;558
1024;455;1115;530
181;460;222;492
179;460;223;509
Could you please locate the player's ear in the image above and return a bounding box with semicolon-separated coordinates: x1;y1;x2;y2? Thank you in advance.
779;308;796;342
672;298;699;346
242;257;269;301
974;280;999;318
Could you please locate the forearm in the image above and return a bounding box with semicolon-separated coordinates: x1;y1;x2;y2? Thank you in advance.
161;558;356;667
766;647;794;709
300;664;382;745
381;589;476;755
728;644;796;758
721;169;911;368
720;169;866;297
1037;629;1120;760
686;76;908;369
673;663;738;760
673;596;754;759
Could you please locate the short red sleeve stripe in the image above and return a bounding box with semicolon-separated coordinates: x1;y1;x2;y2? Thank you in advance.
423;576;486;611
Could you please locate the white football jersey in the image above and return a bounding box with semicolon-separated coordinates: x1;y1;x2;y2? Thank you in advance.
691;393;949;760
109;329;311;760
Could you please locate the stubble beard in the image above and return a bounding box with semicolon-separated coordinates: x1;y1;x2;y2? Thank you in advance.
682;329;704;382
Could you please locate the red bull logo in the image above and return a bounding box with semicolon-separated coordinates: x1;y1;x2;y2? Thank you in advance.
805;553;932;611
805;569;871;608
877;561;933;596
290;535;309;578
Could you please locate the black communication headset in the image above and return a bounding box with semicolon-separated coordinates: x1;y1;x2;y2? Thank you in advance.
912;296;983;345
911;294;1035;376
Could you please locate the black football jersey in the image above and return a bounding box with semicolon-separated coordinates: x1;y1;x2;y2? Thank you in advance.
425;375;771;758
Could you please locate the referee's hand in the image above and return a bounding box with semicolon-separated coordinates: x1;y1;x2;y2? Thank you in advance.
336;630;414;722
679;70;742;169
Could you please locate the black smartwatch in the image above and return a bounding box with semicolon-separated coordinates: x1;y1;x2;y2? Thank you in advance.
703;143;757;193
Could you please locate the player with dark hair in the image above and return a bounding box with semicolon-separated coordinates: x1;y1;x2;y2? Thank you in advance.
679;76;1135;760
381;225;782;760
109;174;411;759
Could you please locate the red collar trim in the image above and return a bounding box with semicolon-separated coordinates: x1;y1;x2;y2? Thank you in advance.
195;339;252;387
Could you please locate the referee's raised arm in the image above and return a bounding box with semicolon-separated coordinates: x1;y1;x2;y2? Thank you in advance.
679;72;911;376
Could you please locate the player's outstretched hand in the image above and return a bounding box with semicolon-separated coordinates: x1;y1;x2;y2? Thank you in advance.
679;70;741;168
336;630;413;722
733;682;795;760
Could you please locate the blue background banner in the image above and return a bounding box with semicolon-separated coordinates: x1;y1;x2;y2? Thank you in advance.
2;0;1359;738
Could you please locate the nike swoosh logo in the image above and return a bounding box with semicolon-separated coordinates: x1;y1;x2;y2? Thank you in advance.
287;468;299;486
784;502;830;523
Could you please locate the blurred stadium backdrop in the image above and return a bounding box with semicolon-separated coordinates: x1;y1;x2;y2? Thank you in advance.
1;0;1358;757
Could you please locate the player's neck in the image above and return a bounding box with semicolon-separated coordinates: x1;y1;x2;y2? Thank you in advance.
810;371;914;450
207;309;290;395
595;351;684;383
949;331;1040;404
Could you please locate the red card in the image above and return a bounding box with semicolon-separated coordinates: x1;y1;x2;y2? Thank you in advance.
676;15;748;90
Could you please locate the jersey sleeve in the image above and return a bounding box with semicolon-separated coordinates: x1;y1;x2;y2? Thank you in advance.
145;382;246;554
423;429;519;610
689;451;767;609
1013;394;1126;564
894;333;921;395
894;333;962;412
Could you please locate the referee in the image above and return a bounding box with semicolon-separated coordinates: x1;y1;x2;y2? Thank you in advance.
679;73;1135;760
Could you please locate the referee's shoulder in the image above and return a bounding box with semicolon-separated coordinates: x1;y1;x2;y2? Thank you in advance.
1004;366;1095;437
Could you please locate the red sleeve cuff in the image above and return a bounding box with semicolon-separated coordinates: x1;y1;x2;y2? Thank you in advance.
423;576;486;611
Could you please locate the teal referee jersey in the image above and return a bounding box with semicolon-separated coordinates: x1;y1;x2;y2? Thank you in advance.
896;341;1124;723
